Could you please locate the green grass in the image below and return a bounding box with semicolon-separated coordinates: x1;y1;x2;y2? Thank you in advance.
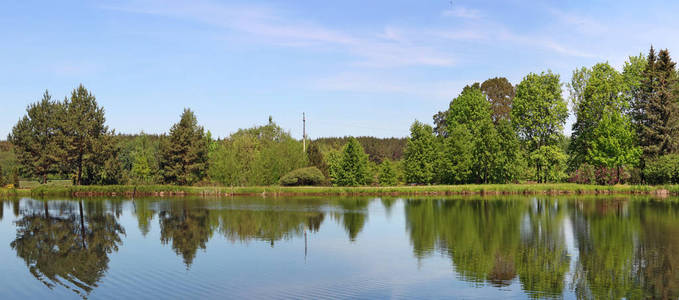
18;180;72;189
5;183;675;198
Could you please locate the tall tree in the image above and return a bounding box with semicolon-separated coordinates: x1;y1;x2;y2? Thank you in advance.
446;86;499;183
481;77;515;123
9;91;63;183
588;108;641;183
160;109;209;185
329;137;370;186
633;47;679;166
403;121;437;184
568;63;629;171
512;71;568;182
60;85;109;185
306;142;328;177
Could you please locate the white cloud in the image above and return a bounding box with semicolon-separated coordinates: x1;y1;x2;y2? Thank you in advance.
105;0;455;67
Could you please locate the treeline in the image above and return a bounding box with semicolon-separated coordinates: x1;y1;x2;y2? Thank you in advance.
3;85;403;187
6;46;679;187
402;47;679;185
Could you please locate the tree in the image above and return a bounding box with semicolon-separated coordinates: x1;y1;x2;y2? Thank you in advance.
530;145;568;183
403;121;437;184
378;159;398;186
447;85;499;183
512;71;568;182
160;109;208;185
435;124;473;184
306;142;328;176
207;120;306;186
9;91;63;183
588;109;641;183
60;85;110;185
568;63;629;171
633;47;679;168
329;137;370;186
481;77;515;123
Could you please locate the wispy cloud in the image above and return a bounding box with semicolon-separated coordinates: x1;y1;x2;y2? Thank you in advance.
105;0;455;67
441;7;481;19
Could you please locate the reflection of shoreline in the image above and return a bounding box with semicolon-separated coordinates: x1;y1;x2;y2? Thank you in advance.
403;198;679;298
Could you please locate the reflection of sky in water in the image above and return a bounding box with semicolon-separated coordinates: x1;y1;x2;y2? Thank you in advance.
0;197;677;299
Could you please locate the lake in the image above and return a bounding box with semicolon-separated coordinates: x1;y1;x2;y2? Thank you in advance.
0;196;677;299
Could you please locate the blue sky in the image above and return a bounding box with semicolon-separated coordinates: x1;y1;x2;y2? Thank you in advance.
2;0;678;139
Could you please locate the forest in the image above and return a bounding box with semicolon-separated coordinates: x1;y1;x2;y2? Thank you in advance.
3;46;679;188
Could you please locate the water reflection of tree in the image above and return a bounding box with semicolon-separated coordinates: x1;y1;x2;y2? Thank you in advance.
404;198;570;297
10;199;125;298
334;199;369;242
159;200;214;268
571;200;679;299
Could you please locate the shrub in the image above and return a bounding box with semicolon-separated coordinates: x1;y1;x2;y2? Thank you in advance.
569;164;631;185
279;167;326;186
644;154;679;184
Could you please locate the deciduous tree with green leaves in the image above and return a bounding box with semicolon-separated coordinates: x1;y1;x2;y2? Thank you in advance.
512;71;568;182
403;121;437;184
378;159;398;186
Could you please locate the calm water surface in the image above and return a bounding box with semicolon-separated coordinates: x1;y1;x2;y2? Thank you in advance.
0;196;678;299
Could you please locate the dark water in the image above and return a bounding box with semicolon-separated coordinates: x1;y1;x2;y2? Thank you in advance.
0;196;678;299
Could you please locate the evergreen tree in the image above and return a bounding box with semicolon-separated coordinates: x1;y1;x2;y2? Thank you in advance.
60;85;109;185
160;109;209;185
9;91;63;183
378;159;398;186
330;137;370;186
633;47;679;166
403;121;437;184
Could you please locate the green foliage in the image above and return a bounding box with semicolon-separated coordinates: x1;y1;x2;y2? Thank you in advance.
61;85;111;185
378;160;399;186
329;137;370;186
435;124;473;184
279;167;325;186
588;109;641;171
208;120;306;186
306;142;328;176
480;77;515;123
311;137;406;163
160;109;209;185
633;47;679;164
9;91;63;183
403;121;437;184
643;154;679;184
513;71;568;182
530;145;568;183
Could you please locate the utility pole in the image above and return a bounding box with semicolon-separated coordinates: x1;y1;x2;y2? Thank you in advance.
302;112;306;152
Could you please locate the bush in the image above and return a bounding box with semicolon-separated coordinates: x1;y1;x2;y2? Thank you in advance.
279;167;326;186
644;154;679;184
569;164;632;185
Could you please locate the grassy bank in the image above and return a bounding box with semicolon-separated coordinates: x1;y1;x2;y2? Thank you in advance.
1;183;677;198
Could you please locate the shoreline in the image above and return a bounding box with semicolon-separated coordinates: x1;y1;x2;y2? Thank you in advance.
1;183;676;198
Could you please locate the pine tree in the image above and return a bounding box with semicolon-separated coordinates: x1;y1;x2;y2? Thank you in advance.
60;85;109;185
634;47;679;164
160;109;209;185
9;91;63;183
